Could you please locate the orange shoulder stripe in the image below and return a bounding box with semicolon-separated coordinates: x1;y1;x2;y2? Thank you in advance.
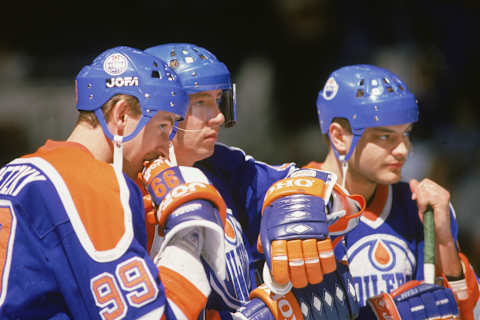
27;140;127;252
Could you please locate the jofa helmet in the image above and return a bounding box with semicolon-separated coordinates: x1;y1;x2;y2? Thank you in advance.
76;46;188;143
145;43;237;128
316;64;419;161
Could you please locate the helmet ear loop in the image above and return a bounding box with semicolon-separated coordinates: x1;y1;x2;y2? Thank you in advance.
329;133;362;188
94;109;124;173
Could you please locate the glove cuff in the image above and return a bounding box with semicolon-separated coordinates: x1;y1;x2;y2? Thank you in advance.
250;284;303;320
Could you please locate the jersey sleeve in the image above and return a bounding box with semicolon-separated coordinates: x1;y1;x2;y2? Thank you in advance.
196;143;296;253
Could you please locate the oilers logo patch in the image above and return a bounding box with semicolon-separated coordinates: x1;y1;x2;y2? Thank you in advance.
103;53;129;76
222;209;251;301
322;77;339;101
345;234;416;306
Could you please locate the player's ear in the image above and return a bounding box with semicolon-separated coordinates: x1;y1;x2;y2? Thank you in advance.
329;122;350;155
110;98;130;136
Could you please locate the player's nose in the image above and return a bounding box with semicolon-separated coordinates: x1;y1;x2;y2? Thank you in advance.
392;140;409;158
209;108;225;127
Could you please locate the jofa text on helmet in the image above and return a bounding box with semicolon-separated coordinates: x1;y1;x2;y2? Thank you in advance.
105;76;139;88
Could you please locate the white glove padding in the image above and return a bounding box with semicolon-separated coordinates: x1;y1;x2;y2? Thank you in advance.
142;159;227;280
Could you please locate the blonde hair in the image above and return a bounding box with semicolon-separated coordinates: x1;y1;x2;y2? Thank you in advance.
75;94;141;128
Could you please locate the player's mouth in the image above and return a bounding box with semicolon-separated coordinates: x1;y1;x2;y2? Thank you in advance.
204;132;218;142
387;162;404;169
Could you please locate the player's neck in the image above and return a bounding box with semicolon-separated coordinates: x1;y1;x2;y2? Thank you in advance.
172;147;195;166
344;170;377;204
322;150;377;202
67;123;113;163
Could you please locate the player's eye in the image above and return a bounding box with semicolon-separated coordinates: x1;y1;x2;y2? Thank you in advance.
159;121;173;132
192;99;205;107
378;135;390;141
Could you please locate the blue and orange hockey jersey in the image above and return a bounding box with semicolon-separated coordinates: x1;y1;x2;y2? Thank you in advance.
0;140;207;319
194;143;295;318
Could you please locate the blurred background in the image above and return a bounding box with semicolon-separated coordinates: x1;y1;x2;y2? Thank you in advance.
1;0;479;269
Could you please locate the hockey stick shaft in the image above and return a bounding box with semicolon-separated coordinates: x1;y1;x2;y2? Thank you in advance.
424;205;435;284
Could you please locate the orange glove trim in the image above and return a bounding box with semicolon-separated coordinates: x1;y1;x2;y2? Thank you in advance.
250;284;304;320
261;177;327;214
441;252;479;320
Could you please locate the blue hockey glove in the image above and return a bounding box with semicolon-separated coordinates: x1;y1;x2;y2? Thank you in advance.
234;261;359;320
368;280;459;320
258;169;364;289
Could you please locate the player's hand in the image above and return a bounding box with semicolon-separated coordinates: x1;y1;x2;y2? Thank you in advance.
409;178;453;243
234;261;359;320
141;158;227;279
368;280;459;320
258;169;338;289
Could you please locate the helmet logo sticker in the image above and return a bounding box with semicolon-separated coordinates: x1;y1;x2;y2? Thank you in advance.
322;77;339;100
105;76;139;88
103;53;129;76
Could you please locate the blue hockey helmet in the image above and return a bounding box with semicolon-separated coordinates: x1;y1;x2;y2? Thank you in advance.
75;46;188;143
316;64;419;160
145;43;237;128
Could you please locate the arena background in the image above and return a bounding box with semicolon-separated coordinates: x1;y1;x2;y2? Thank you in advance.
1;0;480;269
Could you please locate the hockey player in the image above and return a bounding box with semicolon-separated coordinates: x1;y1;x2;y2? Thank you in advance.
299;64;479;319
0;46;227;319
144;43;362;319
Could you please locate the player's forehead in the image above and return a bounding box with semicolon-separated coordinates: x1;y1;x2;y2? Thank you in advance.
151;110;178;123
367;123;413;134
189;89;222;100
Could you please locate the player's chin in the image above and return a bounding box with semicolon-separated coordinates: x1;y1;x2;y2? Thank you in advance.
376;170;402;185
197;144;215;160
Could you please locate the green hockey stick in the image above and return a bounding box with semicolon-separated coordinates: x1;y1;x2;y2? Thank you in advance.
424;205;435;284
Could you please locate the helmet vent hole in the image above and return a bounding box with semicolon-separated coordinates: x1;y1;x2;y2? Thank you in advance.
169;59;179;68
151;70;160;78
359;79;365;86
199;54;207;60
383;77;391;84
386;86;394;93
356;89;365;97
394;80;404;91
153;61;158;68
170;50;176;57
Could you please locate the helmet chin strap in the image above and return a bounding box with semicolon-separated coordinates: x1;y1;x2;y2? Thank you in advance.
113;135;124;173
175;126;203;133
339;155;348;188
168;142;177;166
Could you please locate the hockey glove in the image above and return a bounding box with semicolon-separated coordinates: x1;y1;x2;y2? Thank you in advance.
368;280;459;320
141;158;227;280
233;261;359;320
258;169;364;289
